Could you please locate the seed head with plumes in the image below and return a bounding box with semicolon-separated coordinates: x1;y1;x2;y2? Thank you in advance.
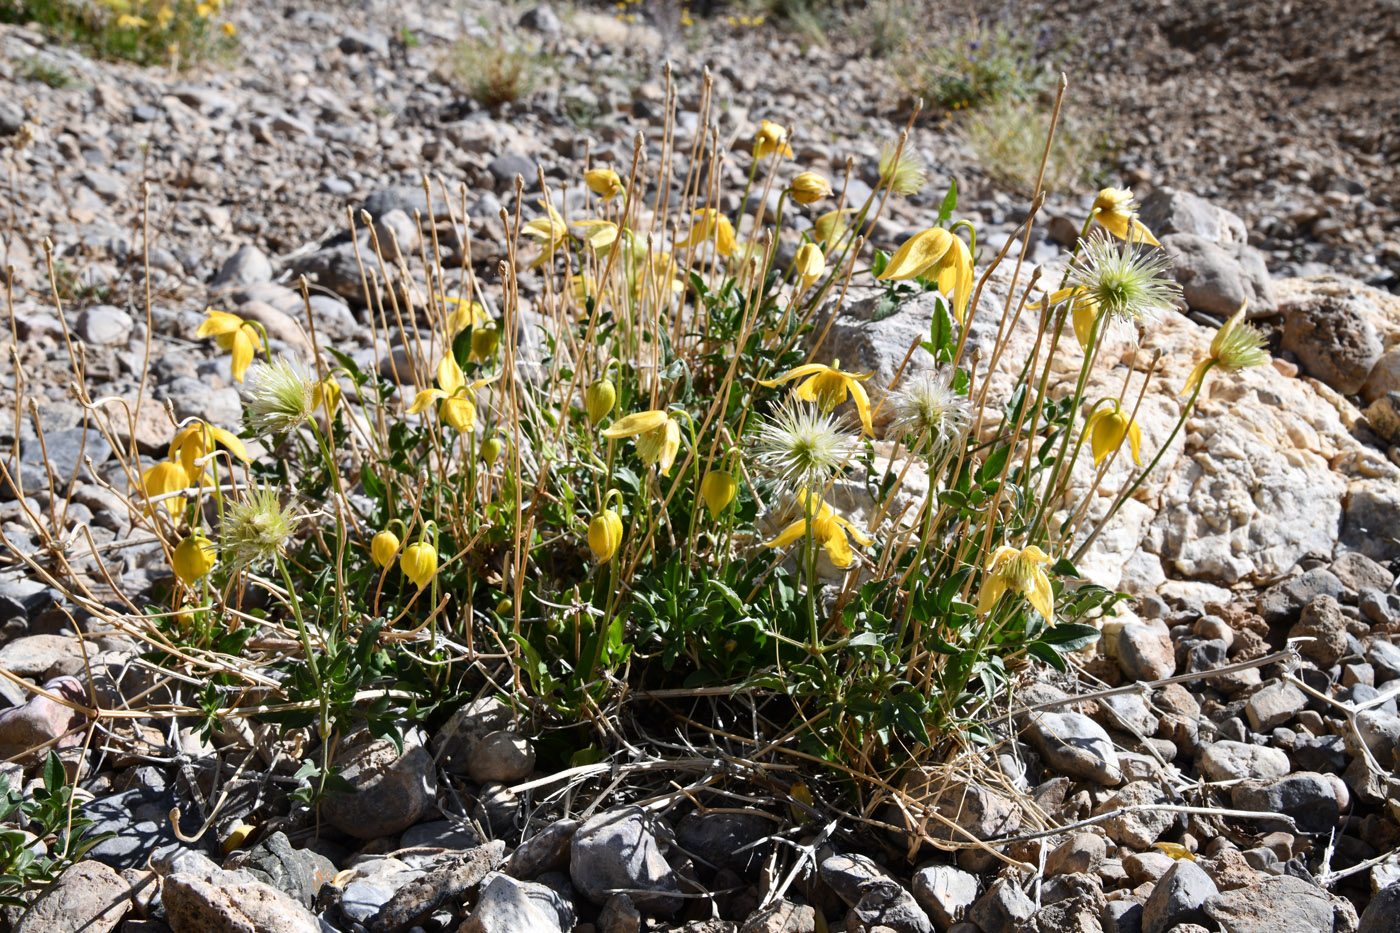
243;357;317;437
1067;232;1180;332
222;483;300;571
891;371;970;457
751;399;859;492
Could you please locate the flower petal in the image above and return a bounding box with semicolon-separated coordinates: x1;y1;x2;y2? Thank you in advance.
820;522;855;568
657;418;681;476
878;228;952;281
602;410;669;438
758;363;830;388
847;377;874;436
1027;568;1055;623
436;355;465;394
230;329;255;382
976;575;1007;615
1127;418;1142;466
407;388;447;414
764;518;808;550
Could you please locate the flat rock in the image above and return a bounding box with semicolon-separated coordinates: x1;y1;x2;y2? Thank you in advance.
460;871;573;933
1024;711;1121;785
15;860;131;933
1197;741;1291;782
1231;772;1340;834
570;805;682;914
1142;859;1217;933
1203;874;1338;932
912;863;978;929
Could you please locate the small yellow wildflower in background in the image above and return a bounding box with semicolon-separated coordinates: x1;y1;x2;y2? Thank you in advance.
196;309;263;382
523;201;568;268
588;507;623;563
406;356;496;432
977;545;1055;624
679;209;736;258
573;219;619;252
221;21;237;37
877;227;974;323
753;120;793;160
764;493;871;569
790;172;833;205
761;362;874;436
444;296;488;334
172;532;216;585
1085;400;1142;467
585;168;624;201
793;243;825;288
602;410;682;475
115;13;147;27
1092;187;1159;246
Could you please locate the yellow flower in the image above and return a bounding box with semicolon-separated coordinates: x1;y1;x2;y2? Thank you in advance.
585;168;624;201
400;541;438;588
370;529;400;568
1182;299;1269;396
196;309;263;382
813;208;855;249
790;172;833;205
523;200;568;268
793;242;825;286
1031;287;1099;351
753;120;793;160
169;422;249;479
588;508;623;563
586;379;616;425
154;5;174;27
678;209;736;258
700;471;737;519
573;218;619;252
140;460;191;516
115;13;147;27
759;361;874;436
172;532;216;585
764;494;872;569
602;410;682;476
443;296;488;335
195;2;214;15
1085;401;1142;467
976;544;1055;624
221;21;236;37
313;376;341;415
1092;188;1159;247
877;227;974;323
406;355;496;433
470;326;500;362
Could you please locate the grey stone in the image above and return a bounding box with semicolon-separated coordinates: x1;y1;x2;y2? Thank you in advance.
76;305;133;345
1257;569;1345;624
211;245;273;290
1101;899;1143;933
474;782;520;834
14;860;130;933
507;819;578;880
570;806;681;914
819;851;890;908
320;732;437;840
1137;187;1249;248
222;831;334;908
370;840;506;932
896;769;1022;842
1197;741;1291;782
1046;833;1106;877
468;730;535;783
433;696;515;774
1289;595;1350;667
338;29;390;57
161;863;319;933
739;899;814;933
912;864;978;930
1103;620;1175;681
19;427;112;483
518;5;563;35
850;876;934;933
1098;693;1160;736
1096;782;1175;850
1142;860;1216;933
340;880;394;923
1359;880;1400;933
1203;873;1340;932
398;819;483;853
677;809;772;875
599;893;641;933
81;788;205;870
1367;639;1400;683
1365;392;1400;445
1342;481;1400;562
1025;711;1121;785
1231;772;1340;834
288;243;370;303
969;878;1033;931
1281;292;1384;395
1245;682;1306;733
460;871;573;933
359;186;451;222
1161;233;1275;318
488;153;538;188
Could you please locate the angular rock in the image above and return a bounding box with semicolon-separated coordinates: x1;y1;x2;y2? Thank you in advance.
1025;711;1121;785
1258;569;1345;624
1281;291;1383;395
160;862;319;933
1103;620;1175;681
739;899;814;933
1161;233;1275;318
819;852;890;908
508;819;579;880
1231;772;1340;834
1142;860;1217;933
1360;880;1400;933
459;871;573;933
1245;682;1305;733
433;697;515;774
677;808;773;875
969;878;1033;931
1289;595;1349;667
211;245;273;290
570;806;681;914
1197;741;1291;782
1045;833;1106;877
320;732;437;840
1203;873;1338;932
1096;781;1174;850
849;876;934;933
1137;187;1248;247
76;305;134;346
912;864;978;930
223;831;336;908
0;675;87;761
599;893;641;933
371;840;506;932
15;860;131;933
896;769;1022;842
1367;392;1400;445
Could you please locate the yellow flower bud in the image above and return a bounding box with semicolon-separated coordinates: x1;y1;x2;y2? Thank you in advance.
496;597;513;616
793;242;826;285
586;379;616;425
400;542;439;588
172;533;216;585
790;172;833;205
440;396;476;433
223;822;255;854
371;529;400;568
470;326;500;361
588;509;623;563
1085;402;1142;467
482;436;504;467
585;168;623;200
700;471;737;519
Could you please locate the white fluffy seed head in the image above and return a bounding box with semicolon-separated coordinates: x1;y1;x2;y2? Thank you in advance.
891;370;970;458
751;398;859;493
221;483;300;571
1068;231;1181;330
244;356;317;437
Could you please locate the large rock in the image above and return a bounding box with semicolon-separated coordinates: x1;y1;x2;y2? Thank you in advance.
570;806;682;914
1197;741;1290;782
157;850;319;933
1102;619;1175;681
1137;187;1248;248
1282;291;1384;395
211;245;273;290
432;696;515;774
1142;860;1217;933
1204;873;1349;932
1096;781;1174;850
912;864;978;930
320;731;437;839
0;675;88;761
895;768;1021;843
15;860;131;933
1360;880;1400;933
1160;233;1275;318
1024;711;1121;785
1231;772;1340;834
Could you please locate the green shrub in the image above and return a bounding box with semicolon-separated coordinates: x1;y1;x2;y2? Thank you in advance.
961;98;1109;195
0;0;236;67
898;17;1053;111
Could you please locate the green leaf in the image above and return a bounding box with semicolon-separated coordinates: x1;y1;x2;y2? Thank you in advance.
1026;639;1068;671
929;298;953;362
1050;557;1080;577
977;445;1010;484
1040;623;1101;652
937;178;958;227
870;292;901;323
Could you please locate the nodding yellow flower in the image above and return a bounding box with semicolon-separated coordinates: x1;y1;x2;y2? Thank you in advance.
585;378;616;424
678;209;736;258
877;227;974;324
588;508;624;563
585;168;624;201
602;410;682;475
172;532;216;585
196;309;263;382
406;355;497;433
195;1;214;15
221;21;236;36
700;471;738;519
813;208;855;249
115;13;147;27
976;544;1055;624
790;172;832;205
400;540;438;589
764;493;872;569
523;200;568;268
573;219;619;252
793;242;826;286
313;375;341;415
140;460;192;516
481;436;504;467
1031;287;1100;351
753;120;793;160
1092;187;1160;247
1182;299;1269;396
370;528;400;568
169;422;249;479
1085;400;1142;467
443;296;488;335
470;326;500;362
760;361;874;436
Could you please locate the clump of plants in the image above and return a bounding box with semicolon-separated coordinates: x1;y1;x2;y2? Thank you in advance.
2;73;1269;861
961;97;1110;195
449;32;546;108
0;0;237;67
897;16;1054;112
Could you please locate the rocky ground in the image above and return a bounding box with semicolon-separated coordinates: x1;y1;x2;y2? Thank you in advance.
3;0;1400;932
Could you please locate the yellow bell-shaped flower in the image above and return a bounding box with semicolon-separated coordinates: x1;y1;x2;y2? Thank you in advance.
172;532;216;585
602;410;682;476
585;168;624;201
793;242;825;287
1091;188;1159;246
876;227;974;323
1085;401;1142;467
790;172;832;205
700;471;737;519
370;528;400;568
400;541;438;589
588;508;623;563
586;378;617;425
